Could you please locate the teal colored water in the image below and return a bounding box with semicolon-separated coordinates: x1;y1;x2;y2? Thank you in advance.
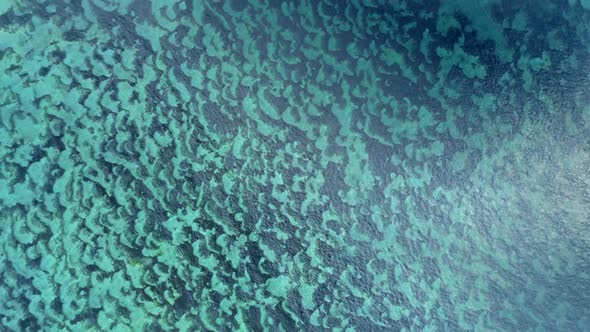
1;0;589;331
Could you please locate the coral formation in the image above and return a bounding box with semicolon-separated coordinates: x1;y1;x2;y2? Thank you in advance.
0;0;589;330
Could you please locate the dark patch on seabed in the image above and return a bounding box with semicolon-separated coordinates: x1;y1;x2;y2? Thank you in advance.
1;0;589;331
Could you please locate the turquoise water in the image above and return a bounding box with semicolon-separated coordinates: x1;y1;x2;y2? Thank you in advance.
1;0;589;330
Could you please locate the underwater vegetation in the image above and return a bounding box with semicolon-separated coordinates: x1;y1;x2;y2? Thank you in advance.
0;0;589;330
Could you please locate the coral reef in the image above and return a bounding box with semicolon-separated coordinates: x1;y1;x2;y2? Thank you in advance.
0;0;589;330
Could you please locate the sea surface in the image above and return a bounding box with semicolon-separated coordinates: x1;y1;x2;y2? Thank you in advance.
1;0;589;331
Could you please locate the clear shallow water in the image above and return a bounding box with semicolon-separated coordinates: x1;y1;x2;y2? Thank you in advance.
0;0;589;331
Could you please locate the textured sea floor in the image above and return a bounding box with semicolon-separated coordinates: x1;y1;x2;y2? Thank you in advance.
1;0;589;331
